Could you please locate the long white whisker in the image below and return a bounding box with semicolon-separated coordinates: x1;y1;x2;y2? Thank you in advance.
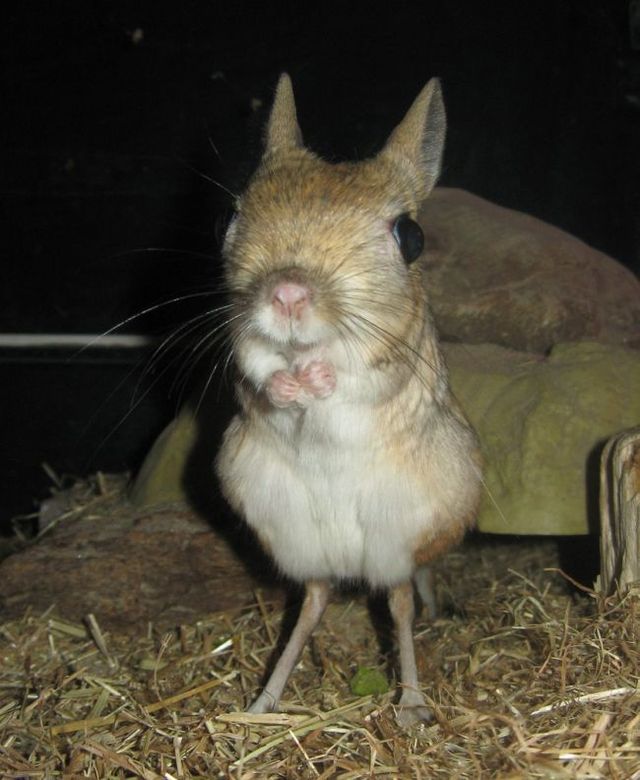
106;246;220;263
171;312;244;403
129;306;235;407
342;309;438;391
77;291;227;355
175;155;238;199
139;305;233;379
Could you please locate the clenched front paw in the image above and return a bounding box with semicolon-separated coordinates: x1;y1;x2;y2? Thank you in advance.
297;360;336;400
265;362;336;408
265;370;301;408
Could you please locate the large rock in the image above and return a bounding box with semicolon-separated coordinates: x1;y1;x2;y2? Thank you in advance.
446;341;640;534
421;188;640;353
0;486;281;630
129;342;640;536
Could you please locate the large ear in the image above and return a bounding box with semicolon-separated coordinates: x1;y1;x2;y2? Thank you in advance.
264;73;303;157
381;78;446;198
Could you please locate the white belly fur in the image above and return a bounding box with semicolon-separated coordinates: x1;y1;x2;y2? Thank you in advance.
219;395;444;588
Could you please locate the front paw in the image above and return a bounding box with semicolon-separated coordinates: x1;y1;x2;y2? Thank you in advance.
297;360;336;400
265;370;301;408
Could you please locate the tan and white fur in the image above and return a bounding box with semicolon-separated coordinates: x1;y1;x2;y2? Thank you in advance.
216;74;481;726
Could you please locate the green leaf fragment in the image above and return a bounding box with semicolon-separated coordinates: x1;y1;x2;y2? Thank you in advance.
349;667;389;696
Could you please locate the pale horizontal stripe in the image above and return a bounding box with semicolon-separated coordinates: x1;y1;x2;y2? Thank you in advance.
0;333;154;349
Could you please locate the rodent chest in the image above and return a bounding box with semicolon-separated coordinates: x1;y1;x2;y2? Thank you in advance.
273;397;375;453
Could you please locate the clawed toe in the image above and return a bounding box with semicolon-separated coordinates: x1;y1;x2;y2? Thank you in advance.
396;690;433;727
247;690;278;714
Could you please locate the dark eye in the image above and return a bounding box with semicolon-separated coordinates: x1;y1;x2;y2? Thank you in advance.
392;213;424;264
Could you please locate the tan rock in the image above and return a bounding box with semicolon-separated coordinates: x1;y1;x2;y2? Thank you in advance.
445;341;640;535
421;188;640;353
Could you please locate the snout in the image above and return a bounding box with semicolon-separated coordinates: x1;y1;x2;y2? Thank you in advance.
249;268;323;344
272;281;310;320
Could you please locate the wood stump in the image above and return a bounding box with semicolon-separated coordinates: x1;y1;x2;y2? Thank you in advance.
599;427;640;595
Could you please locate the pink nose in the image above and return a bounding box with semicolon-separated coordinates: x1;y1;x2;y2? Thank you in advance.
272;282;309;319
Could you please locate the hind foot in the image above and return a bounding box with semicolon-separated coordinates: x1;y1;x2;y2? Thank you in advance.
396;689;433;728
247;690;279;714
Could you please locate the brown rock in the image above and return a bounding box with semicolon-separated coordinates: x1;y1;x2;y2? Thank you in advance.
421;188;640;353
0;481;283;632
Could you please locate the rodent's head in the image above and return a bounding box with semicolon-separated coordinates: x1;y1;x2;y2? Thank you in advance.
223;74;446;363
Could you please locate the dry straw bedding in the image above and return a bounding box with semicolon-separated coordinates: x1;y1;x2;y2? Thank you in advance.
1;505;639;777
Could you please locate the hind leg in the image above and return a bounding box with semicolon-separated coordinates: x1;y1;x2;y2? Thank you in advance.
249;580;330;713
388;582;433;727
413;564;437;620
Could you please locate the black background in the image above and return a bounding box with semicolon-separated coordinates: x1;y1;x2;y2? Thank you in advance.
2;1;639;530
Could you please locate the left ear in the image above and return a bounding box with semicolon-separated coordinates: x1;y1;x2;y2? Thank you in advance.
381;78;446;199
264;73;304;158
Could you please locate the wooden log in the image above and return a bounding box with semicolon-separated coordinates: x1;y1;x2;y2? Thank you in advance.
599;427;640;595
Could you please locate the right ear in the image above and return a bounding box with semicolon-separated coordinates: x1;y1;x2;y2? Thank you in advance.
264;73;303;156
381;78;446;199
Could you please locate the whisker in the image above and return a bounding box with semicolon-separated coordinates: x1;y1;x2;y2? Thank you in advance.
206;132;223;163
190;315;253;412
131;318;216;409
89;298;237;463
174;155;238;200
340;309;438;393
170;313;244;405
78;354;152;444
136;305;234;389
75;291;227;355
92;309;239;460
192;351;228;417
105;246;220;264
87;351;181;464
